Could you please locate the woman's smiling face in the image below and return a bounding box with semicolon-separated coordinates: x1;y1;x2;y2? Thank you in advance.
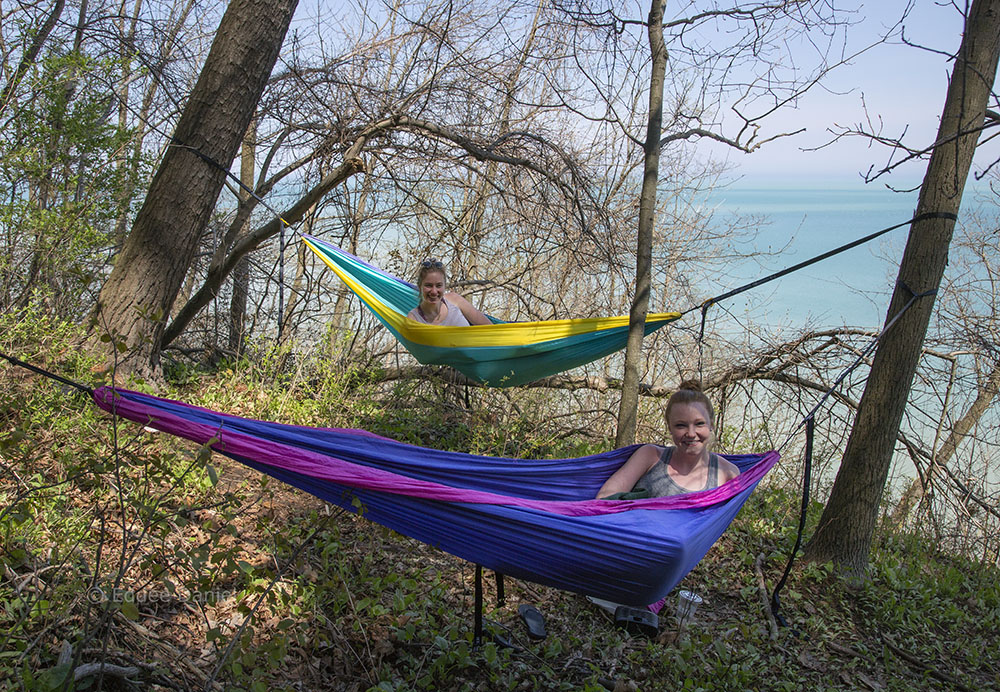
667;401;713;456
419;269;446;305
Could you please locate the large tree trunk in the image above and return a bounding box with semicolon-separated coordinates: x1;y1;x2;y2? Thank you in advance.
804;0;1000;577
93;0;298;379
616;0;666;447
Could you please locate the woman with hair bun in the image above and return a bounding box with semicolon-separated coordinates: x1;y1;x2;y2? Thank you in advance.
597;381;740;499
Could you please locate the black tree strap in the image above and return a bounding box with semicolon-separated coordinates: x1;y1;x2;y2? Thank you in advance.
686;210;957;319
170;136;296;333
896;279;938;302
471;565;507;647
0;351;93;396
769;282;938;626
770;416;813;628
474;564;484;646
170;137;294;229
279;224;286;335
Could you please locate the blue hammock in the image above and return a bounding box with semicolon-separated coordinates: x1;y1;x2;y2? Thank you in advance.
302;235;682;386
94;387;778;606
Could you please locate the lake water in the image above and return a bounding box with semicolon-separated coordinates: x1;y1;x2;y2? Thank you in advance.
700;184;1000;491
702;185;925;329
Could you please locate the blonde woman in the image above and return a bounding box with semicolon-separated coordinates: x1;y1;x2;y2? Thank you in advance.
598;381;740;499
406;259;490;326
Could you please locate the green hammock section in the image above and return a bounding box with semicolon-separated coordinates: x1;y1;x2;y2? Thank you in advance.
302;235;681;387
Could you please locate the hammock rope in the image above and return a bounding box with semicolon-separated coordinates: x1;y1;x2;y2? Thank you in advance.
686;211;957;321
303;207;957;386
0;351;93;396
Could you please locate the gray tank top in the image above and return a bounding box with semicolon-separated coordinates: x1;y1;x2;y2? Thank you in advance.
407;298;471;326
637;446;720;497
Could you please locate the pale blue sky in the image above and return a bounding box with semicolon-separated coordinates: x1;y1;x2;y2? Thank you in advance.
711;1;992;190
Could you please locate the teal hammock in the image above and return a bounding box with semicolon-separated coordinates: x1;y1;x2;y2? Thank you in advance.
303;235;681;386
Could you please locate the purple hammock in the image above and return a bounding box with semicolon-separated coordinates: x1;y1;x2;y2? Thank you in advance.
93;387;778;606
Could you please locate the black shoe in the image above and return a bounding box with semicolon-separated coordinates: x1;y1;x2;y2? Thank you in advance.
518;604;547;641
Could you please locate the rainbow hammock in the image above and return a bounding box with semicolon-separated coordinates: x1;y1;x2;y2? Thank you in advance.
302;235;682;387
94;387;779;606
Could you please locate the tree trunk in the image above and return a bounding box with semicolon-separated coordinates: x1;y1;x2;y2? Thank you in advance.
804;0;1000;577
92;0;298;379
228;122;256;356
616;0;666;447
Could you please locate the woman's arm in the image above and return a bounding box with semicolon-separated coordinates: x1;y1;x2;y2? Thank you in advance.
596;445;662;499
445;291;492;325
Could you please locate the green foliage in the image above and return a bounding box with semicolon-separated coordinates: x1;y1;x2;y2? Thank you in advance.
864;532;1000;672
0;47;146;318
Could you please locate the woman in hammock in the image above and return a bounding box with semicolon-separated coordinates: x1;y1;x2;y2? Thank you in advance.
406;259;491;326
597;381;740;499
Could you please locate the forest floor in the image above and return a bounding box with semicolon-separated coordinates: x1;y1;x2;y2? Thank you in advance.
2;359;999;691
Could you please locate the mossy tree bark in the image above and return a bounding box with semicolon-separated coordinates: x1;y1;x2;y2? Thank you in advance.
804;0;1000;577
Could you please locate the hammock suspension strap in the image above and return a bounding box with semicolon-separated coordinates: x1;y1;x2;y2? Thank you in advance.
474;564;484;646
769;282;938;626
770;416;813;629
472;565;507;648
171;137;296;336
683;210;956;320
0;351;92;396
